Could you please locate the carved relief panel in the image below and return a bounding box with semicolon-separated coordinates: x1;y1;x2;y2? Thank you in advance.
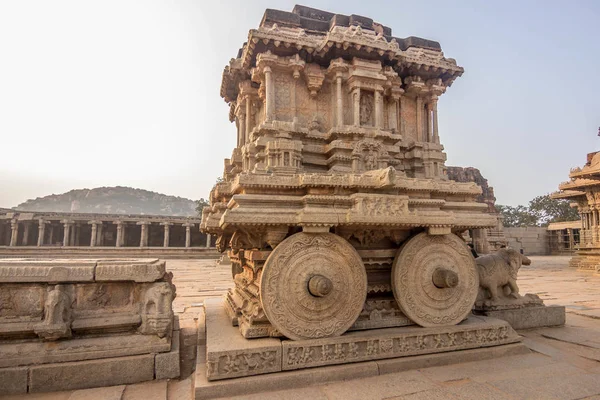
360;92;375;127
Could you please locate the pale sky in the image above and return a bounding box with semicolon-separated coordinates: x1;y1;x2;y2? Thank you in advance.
0;0;598;208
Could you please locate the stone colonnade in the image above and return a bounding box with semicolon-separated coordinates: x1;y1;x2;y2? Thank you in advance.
0;211;212;248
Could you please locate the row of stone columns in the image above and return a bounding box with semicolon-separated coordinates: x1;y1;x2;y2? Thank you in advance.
5;219;212;248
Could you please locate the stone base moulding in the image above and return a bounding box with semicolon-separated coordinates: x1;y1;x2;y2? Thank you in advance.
476;305;566;330
196;299;530;399
203;298;523;381
0;258;180;395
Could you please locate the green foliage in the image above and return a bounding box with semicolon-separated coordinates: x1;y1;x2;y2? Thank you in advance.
496;204;538;227
497;194;579;227
528;195;580;226
195;198;209;216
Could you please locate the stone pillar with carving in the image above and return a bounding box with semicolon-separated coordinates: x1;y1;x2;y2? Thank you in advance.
206;233;212;248
336;75;343;127
264;66;274;122
89;221;98;247
416;96;423;142
374;90;383;129
96;222;103;246
9;219;18;246
62;220;72;246
37;219;47;247
184;223;193;248
115;221;123;247
138;221;149;247
161;222;172;248
353;88;361;126
430;94;439;144
22;223;30;246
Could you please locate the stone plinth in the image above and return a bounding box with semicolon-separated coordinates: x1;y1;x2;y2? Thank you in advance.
478;305;566;330
0;258;179;395
205;298;522;381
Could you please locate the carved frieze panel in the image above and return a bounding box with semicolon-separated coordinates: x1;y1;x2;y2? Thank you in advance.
282;320;518;370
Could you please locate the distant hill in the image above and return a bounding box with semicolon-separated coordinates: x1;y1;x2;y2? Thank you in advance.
14;187;197;216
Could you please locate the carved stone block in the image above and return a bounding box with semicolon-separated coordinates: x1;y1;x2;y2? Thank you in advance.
0;259;95;283
205;298;281;381
95;259;166;282
204;299;521;381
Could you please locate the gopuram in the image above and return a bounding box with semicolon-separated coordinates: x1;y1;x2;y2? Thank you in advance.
199;5;528;387
554;150;600;270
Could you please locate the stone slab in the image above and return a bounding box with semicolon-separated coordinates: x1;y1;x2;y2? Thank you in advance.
155;332;181;380
195;344;379;400
197;307;206;346
68;385;126;400
205;298;281;380
122;380;168;400
29;354;155;393
0;333;170;368
281;316;521;370
194;342;530;400
376;342;530;375
0;259;96;283
95;259;165;282
0;366;28;395
482;305;565;330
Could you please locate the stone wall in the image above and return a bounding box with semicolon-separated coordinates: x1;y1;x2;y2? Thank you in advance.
503;227;549;255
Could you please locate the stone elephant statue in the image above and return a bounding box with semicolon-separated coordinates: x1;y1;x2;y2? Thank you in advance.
475;248;531;304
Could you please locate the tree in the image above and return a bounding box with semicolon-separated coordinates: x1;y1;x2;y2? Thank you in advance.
497;194;579;227
195;198;209;216
496;204;537;227
528;194;579;227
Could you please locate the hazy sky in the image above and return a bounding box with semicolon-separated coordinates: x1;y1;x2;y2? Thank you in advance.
1;0;598;208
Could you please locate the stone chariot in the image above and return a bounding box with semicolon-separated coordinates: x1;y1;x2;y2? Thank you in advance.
201;5;498;343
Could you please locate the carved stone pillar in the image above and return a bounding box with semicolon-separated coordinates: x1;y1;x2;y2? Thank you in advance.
352;88;360;126
62;221;72;246
115;221;123;247
206;233;211;248
22;223;30;246
245;96;252;141
49;224;55;245
161;222;172;248
89;221;97;247
264;66;274;122
138;221;149;247
96;223;103;246
431;95;439;143
336;75;343;127
238;113;245;148
37;219;46;247
9;220;18;247
184;223;193;248
374;90;383;129
426;102;433;142
416;96;423;142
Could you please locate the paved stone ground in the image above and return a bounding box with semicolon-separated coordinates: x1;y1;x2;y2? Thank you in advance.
6;256;600;400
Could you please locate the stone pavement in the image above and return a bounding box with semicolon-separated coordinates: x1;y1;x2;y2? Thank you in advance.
5;255;600;400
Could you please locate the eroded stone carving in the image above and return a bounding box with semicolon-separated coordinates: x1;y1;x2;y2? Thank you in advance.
475;248;531;306
34;284;73;340
140;279;176;338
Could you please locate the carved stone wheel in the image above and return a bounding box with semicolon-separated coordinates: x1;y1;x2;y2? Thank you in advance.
260;232;367;340
392;232;478;327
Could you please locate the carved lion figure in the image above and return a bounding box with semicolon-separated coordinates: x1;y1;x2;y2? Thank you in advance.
475;248;531;304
